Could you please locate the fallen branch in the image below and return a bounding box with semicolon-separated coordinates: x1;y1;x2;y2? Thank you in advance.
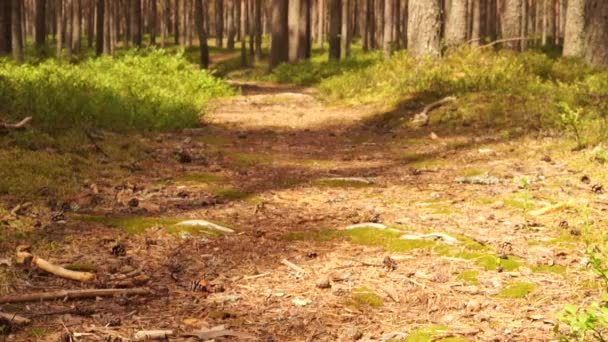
133;330;174;341
409;97;457;128
530;202;570;217
0;116;32;130
16;246;95;282
0;288;151;304
281;259;306;274
479;37;534;48
0;311;31;325
183;325;255;340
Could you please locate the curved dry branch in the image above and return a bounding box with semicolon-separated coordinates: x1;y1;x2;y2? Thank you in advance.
0;116;32;130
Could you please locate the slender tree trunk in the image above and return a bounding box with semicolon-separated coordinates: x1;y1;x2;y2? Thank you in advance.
502;0;522;50
194;0;209;68
103;0;112;54
150;0;157;44
57;0;63;56
35;0;46;53
87;0;94;47
383;0;393;56
317;0;325;48
131;0;142;46
227;0;235;49
0;1;12;55
215;0;224;46
269;0;288;70
341;0;350;58
408;0;441;57
240;0;247;65
328;0;341;60
174;0;179;44
584;0;608;65
471;0;481;45
65;0;73;58
254;0;262;61
446;0;468;46
96;0;104;55
72;0;81;54
563;0;585;57
288;0;301;62
300;0;311;59
11;0;23;62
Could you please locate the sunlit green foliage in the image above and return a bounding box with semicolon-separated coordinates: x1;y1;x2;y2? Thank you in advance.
0;49;234;132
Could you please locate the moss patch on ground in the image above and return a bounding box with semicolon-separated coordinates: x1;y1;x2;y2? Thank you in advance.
497;282;536;298
531;264;567;274
351;287;384;308
81;215;228;236
312;178;374;188
458;270;479;285
233;153;273;166
404;325;450;342
211;186;251;200
174;172;225;184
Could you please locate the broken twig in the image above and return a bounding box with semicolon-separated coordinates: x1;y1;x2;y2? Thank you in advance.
0;311;31;325
133;330;174;341
183;325;255;340
0;288;151;304
0;116;32;130
16;245;95;282
281;259;306;274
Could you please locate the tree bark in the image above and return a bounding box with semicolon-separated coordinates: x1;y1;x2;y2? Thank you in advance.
215;0;224;46
103;0;113;54
57;0;63;56
131;0;142;46
150;0;157;44
288;0;302;62
0;1;12;55
174;0;180;44
269;0;288;70
383;0;393;56
317;0;325;49
563;0;585;57
584;0;608;65
445;0;468;46
341;0;350;58
240;0;247;65
195;0;209;68
95;0;104;55
408;0;441;57
227;0;235;49
11;0;23;62
328;0;341;60
35;0;46;52
502;0;522;50
254;0;262;61
71;0;81;54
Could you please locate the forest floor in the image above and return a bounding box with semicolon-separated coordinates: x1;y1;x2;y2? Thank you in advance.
1;81;608;341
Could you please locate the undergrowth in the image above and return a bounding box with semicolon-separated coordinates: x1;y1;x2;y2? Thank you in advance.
0;49;234;132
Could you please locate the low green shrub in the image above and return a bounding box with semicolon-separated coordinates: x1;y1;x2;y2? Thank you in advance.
0;49;234;132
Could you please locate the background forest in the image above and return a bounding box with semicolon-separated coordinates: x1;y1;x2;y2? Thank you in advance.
1;1;608;341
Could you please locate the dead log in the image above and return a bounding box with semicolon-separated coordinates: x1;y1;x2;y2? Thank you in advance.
410;97;457;128
16;246;95;282
0;288;151;304
0;311;31;325
0;117;32;130
133;330;174;341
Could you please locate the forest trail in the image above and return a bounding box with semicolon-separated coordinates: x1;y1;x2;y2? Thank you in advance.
4;82;602;341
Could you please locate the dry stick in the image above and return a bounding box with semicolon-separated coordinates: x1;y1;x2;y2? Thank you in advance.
420;96;457;117
16;246;95;282
281;259;306;274
0;311;31;325
478;37;534;48
0;288;151;304
84;130;110;158
0;116;32;130
133;330;174;341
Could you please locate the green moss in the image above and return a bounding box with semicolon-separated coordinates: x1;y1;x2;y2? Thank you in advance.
458;270;479;285
63;262;98;272
283;230;338;242
459;168;488;177
497;282;536;299
352;287;384;308
197;135;229;146
313;178;373;188
234;153;272;166
26;327;51;338
502;192;536;210
177;172;224;183
211;186;251;200
405;325;449;342
474;255;522;271
81;215;228;236
531;264;567;274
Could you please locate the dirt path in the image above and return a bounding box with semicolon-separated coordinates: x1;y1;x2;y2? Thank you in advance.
3;82;606;341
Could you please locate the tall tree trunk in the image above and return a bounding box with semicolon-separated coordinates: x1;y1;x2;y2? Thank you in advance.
584;0;608;65
215;0;224;46
174;0;179;44
194;0;209;68
96;0;104;55
103;0;112;54
87;0;94;47
254;0;262;61
65;0;73;58
11;0;23;62
471;0;480;45
383;0;393;56
57;0;63;56
269;0;288;70
150;0;157;44
502;0;522;50
445;0;468;46
131;0;142;46
563;0;585;57
240;0;247;65
300;0;311;59
288;0;302;62
0;1;12;55
227;0;235;49
35;0;46;52
408;0;441;57
317;0;325;48
72;0;81;54
328;0;341;60
341;0;350;58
